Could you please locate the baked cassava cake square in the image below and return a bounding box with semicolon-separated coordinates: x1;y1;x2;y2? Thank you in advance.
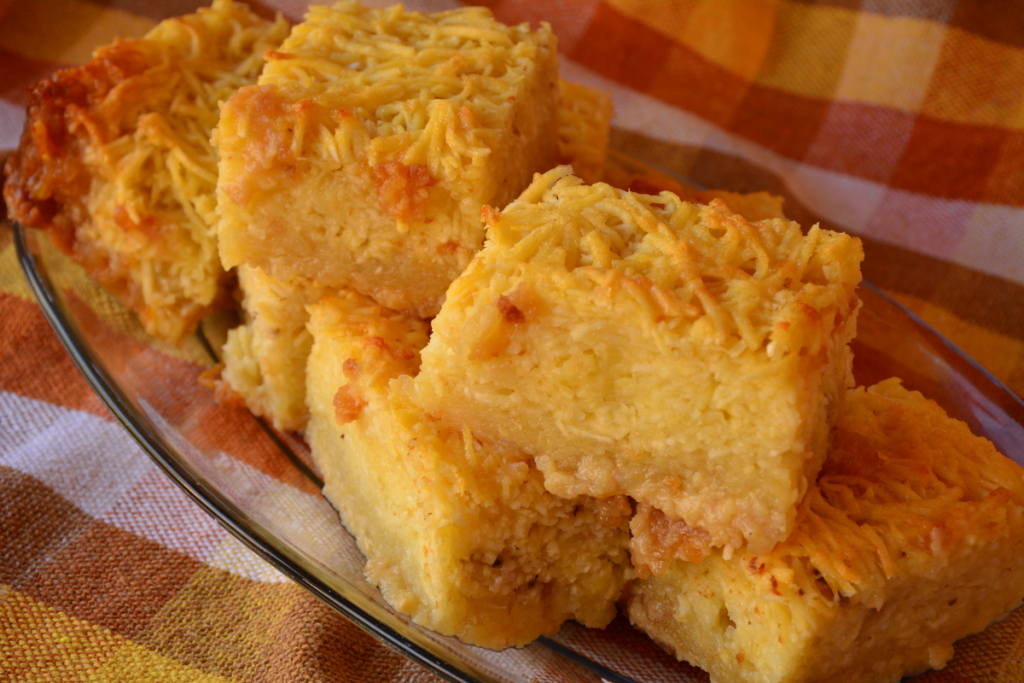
3;0;288;342
305;291;632;649
215;75;614;432
416;167;863;554
624;379;1024;683
215;1;560;318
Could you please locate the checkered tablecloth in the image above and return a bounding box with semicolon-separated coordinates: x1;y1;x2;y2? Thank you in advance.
2;1;1023;681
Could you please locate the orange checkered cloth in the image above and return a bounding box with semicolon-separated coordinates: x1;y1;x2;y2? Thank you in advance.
1;1;1022;681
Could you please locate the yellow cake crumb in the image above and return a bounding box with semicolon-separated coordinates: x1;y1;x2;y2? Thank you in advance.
218;265;329;432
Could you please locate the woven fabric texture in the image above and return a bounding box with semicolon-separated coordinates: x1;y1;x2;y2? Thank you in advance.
2;1;1023;681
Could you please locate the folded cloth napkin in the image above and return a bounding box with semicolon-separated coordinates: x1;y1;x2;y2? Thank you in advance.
2;1;1022;681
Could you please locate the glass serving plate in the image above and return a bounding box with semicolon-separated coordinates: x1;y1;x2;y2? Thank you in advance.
13;162;1024;683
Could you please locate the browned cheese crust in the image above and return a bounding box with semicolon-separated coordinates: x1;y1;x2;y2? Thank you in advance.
5;42;157;309
4;1;288;341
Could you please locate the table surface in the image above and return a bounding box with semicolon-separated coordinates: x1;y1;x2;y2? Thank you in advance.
2;2;1023;681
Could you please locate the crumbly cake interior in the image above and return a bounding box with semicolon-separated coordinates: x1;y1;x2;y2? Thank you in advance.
217;265;328;432
417;166;863;553
215;1;560;317
625;379;1024;683
305;292;632;648
3;0;288;341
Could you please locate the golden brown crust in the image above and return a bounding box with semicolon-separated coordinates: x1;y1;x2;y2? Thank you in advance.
333;383;367;424
629;503;712;579
4;41;166;318
4;40;153;244
372;161;436;223
332;334;422;426
5;2;288;342
596;495;633;528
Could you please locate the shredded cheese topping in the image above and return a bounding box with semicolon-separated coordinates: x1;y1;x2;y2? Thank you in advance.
101;2;288;282
5;0;289;341
481;166;863;352
244;1;557;201
115;0;287;238
773;379;1024;603
52;0;287;340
